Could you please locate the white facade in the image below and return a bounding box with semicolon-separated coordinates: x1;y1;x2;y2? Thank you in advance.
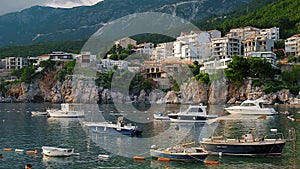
135;42;155;56
226;26;260;40
248;51;277;67
153;42;174;60
285;34;300;57
77;52;97;68
243;36;274;57
97;59;128;71
260;27;280;40
5;57;28;70
211;37;242;60
200;58;232;74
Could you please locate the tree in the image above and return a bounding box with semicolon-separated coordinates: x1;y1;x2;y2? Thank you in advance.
225;55;249;86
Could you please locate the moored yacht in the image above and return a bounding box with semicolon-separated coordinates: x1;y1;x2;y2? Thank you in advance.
168;104;218;123
47;103;85;118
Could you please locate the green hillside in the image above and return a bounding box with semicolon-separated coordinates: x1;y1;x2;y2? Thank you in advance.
212;0;300;38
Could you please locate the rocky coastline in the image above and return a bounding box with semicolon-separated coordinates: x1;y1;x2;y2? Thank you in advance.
1;76;299;105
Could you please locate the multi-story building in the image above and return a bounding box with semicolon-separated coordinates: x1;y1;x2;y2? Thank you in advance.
243;36;274;57
49;51;74;61
226;26;260;40
248;51;277;67
114;37;137;49
97;59;128;71
135;42;155;56
285;34;300;57
260;27;280;40
211;37;242;60
200;58;232;74
152;42;174;60
5;57;28;70
76;52;97;68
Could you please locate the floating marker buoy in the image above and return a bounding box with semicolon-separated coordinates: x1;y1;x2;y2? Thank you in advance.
133;156;145;160
3;148;12;152
157;158;170;162
98;154;109;159
218;152;222;156
26;150;38;154
15;149;24;152
204;160;219;165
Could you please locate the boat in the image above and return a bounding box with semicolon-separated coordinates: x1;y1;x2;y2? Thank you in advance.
201;128;286;157
46;103;85;118
150;144;208;162
41;146;79;157
225;99;277;115
31;111;48;116
153;112;170;120
167;104;218;123
83;116;142;136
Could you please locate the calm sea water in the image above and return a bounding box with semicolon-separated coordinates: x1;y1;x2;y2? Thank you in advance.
0;103;299;169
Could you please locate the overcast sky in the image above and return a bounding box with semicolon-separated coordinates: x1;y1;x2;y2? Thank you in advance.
0;0;103;16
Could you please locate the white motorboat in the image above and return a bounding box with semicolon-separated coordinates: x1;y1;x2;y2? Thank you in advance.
168;104;218;123
153;112;170;120
225;99;277;115
41;146;79;157
31;111;48;116
47;103;85;118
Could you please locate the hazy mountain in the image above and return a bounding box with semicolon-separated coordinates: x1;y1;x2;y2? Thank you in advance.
0;0;254;47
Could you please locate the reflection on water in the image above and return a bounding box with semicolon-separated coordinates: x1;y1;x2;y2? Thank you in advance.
0;103;300;168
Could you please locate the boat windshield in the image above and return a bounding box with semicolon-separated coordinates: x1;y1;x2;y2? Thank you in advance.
240;102;256;107
189;107;203;112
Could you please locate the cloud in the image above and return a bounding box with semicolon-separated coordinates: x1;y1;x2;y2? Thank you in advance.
44;0;103;8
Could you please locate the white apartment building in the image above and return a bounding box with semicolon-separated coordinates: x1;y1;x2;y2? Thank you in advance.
135;42;154;56
243;36;274;57
114;37;137;49
49;51;74;61
77;52;97;68
226;26;260;40
285;34;300;57
174;30;221;62
248;51;277;67
153;42;174;60
200;58;232;74
5;57;28;70
211;37;242;60
97;59;128;71
260;27;280;40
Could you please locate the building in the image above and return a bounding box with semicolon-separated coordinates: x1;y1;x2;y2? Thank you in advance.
97;59;128;71
243;36;274;57
152;42;174;60
49;51;74;61
5;57;28;70
211;37;242;60
226;26;260;40
114;37;137;49
285;34;300;57
200;58;232;74
259;27;280;40
135;42;154;56
248;51;277;67
76;52;97;68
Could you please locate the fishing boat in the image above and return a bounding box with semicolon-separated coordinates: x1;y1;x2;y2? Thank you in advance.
47;103;84;118
201;128;286;156
225;99;277;115
153;112;170;120
41;146;79;157
168;104;218;123
31;111;48;116
150;143;208;162
83;116;142;136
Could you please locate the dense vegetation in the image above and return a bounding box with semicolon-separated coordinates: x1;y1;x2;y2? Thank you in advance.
131;34;176;45
0;40;86;59
204;0;300;39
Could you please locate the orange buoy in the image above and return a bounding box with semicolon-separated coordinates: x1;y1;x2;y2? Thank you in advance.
26;150;38;154
204;159;219;165
295;119;300;122
157;157;170;162
3;148;12;152
133;156;145;160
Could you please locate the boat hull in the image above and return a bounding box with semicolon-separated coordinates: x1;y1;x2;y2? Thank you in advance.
168;115;217;123
42;146;74;157
150;150;208;161
47;110;85;118
225;107;277;115
201;141;285;156
86;122;142;136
